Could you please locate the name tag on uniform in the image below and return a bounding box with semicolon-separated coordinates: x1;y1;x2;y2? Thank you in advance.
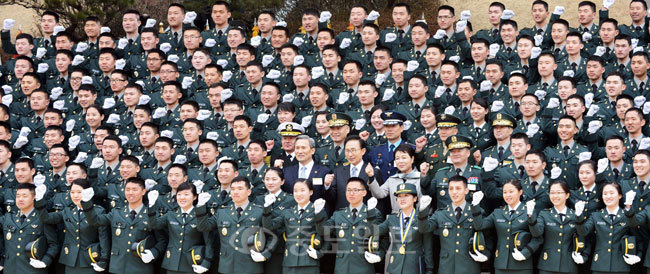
468;184;477;191
170;221;179;225
597;221;606;225
546;222;556;226
496;219;506;223
313;178;323;185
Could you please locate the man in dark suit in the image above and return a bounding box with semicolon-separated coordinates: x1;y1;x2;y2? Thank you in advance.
283;135;331;205
324;135;382;210
270;122;303;168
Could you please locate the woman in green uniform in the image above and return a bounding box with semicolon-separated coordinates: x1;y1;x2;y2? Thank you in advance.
472;180;542;274
372;183;434;274
576;182;640;273
34;179;111;273
468;97;493;152
262;178;325;274
148;182;213;274
527;180;581;273
571;161;604;215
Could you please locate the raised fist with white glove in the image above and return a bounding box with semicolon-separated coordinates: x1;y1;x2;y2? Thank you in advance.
147;190;159;207
82;187;94;202
2;19;15;30
264;193;275;207
472;191;484;206
419;195;432;210
526;199;536;216
314;198;325;214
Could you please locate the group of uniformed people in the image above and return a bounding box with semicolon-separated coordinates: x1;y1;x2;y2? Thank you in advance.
4;0;650;273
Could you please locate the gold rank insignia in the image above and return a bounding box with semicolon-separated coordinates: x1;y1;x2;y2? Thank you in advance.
167;250;171;258
442;228;448;237
5;232;10;240
451;136;457;143
339;229;345;238
115;228;121;236
222;227;227;236
543;252;548;260
64;246;69;255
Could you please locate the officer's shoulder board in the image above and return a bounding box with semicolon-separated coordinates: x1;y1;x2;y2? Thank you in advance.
471;165;482;170
437;166;451;172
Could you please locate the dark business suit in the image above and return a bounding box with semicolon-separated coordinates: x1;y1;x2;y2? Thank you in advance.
283;163;331;202
324;161;382;210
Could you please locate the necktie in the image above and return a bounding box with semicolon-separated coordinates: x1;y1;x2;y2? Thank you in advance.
475;127;480;137
611;100;616;109
455;168;462;176
571;63;577;72
300;166;307;178
431;71;437;79
514;102;520;110
559;213;565;222
531;181;538;194
20;214;26;224
583;27;589;33
613;168;619;180
554;48;560;56
636;26;642;32
217;30;223;38
523;65;529;75
238;145;245;155
299;209;305;218
203;167;209;174
641;181;647;192
542;82;549;90
351;166;358;177
416;51;421;59
158;167;163;173
537;28;543;35
89;42;95;48
632;140;639;152
563;145;570;157
252;88;258;97
445;88;452;100
476;66;481;76
398;30;405;39
236;207;243;218
492;29;498;36
414;104;420;113
265;109;271;115
498;146;504;160
426;133;432;140
489;88;495;95
366;51;372;61
130;210;137;220
128;39;133;45
641;82;646;91
609;214;615;223
619;64;625;71
509;210;516;218
507;47;512;54
335;146;341;157
128;111;133;118
107;167;112;174
220;190;227;200
54;174;60;182
585;191;591;198
606;47;611;55
252;169;258;179
309;36;314;44
188;147;193;154
397;87;403;96
403;216;410;226
592;84;598;91
45;39;50;47
298;92;304;102
455;207;462;221
182;212;187;223
389;144;395;153
364;110;370;118
526;121;531;127
518;165;525;178
352;208;358;221
328;72;334;83
173;32;179;42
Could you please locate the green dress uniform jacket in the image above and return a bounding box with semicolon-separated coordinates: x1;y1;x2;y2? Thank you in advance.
528;207;580;273
427;165;483;210
35;198;111;270
472;204;542;272
81;200;166;274
0;209;59;274
577;208;631;273
195;203;273;274
253;190;295;273
544;142;590;189
625;205;650;268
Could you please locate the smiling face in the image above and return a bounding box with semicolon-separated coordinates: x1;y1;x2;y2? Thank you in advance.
176;188;196;210
293;182;312;205
578;164;596;187
264;170;284;194
601;184;621;207
502;183;522;207
549;183;570;207
124;181;145;205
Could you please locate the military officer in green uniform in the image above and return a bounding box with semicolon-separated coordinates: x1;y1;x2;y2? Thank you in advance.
81;177;167;274
239;140;269;197
481;113;516;164
220;115;253;170
544;115;591;189
187;139;220;191
139;137;175;194
34;179;110;273
315;113;351;171
419;114;463;180
203;158;238;215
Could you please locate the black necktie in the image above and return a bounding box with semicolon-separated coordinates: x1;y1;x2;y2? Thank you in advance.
523;65;529;75
455;207;462;221
188;147;193;154
619;64;625;71
203;167;209;174
592;84;598;91
563;145;570;157
498;146;504;160
445;88;452;100
506;47;512;54
157;167;163;173
335;146;341;157
641;181;647;192
107;167;112;174
431;71;437;80
636;26;642;32
632;140;639;152
559;213;565;222
309;36;314;44
252;169;258;178
426;133;432;140
476;67;481;76
398;30;405;39
542;82;549;90
220;190;227;200
328;72;334;82
403;216;410;226
217;30;223;38
54;174;60;182
583;27;589;33
130;210;137;220
299;209;305;218
514;102;520;110
252;88;258;97
128;39;133;45
554;48;560;56
238;145;245;155
571;63;577;72
509;210;516;218
414;104;420;113
531;181;538;194
537;28;543;35
641;82;646;91
44;40;50;47
397;87;403;96
298;92;304;102
265;109;271;115
182;212;187;223
518;165;525;178
455;168;462;176
366;51;372;61
613;168;620;180
475;127;480;137
585;191;591;198
236;207;242;218
352;208;358;221
606;47;611;55
20;214;26;224
492;29;498;36
609;214;615;223
416;51;421;59
173;32;179;42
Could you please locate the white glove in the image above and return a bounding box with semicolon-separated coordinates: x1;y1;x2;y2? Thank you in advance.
53;25;65;36
575;200;585;216
184;11;197;24
115;59;126;70
456;20;467;33
640;137;650;150
597;158;609;174
579;152;592;162
206;131;219;141
257;113;269;124
491;100;504;112
81;187;94;202
100;26;111;34
19;126;31;137
204;38;217;48
13;136;28;148
479;80;492;92
433;29;446;40
595;46;606;57
469;251;488;262
553;6;565;15
319;11;332;23
91;263;105;272
368;197;377;210
222;71;233;82
34;174;45;186
90;157;104;169
382;89;395;101
364;251;381;263
193;180;205;193
501;9;514;20
68;135;81;151
251;250;266;262
587;120;602;134
72;55;85;66
367;10;380;21
197;192;211;207
215;60;229;69
293;55;304;66
563;70;575;77
145;18;156;28
36;47;47;59
314;198;325;214
460;10;472;21
375;73;386;86
301;115;312;128
1;85;11;94
582;32;592;42
36;63;48;73
267;69;281;79
1;94;11;107
138;94;151;105
531;47;542;59
221;89;232;101
141;249;154;263
419;195;432;210
635;96;646;108
585;93;594;108
483;157;499;172
545;96;558;108
197;109;211;121
118;135;129;146
472;191;484;206
534;35;543;47
29;258;47;269
354;118;365;130
106;113;120;124
276;21;287;27
159;42;172;53
167;54;179;63
147;190;159;207
337;92;349;104
144;179;157;191
625;190;636;206
2;19;15;30
192;265;209;274
282;94;295;103
512;249;526;261
406;60;419;72
306;246;318;259
603;0;615;9
117;38;128;49
550;166;562;179
572;251;585;264
384;33;397;43
182;76;194;89
48;87;63;101
435;86;446;98
634;46;644;53
624;254;642;265
153;107;167;119
489;43;500;57
526;123;540;138
174;155;187;164
311;66;324;79
631;38;639;49
444;106;455;115
250;36;262;47
587;104;600;117
65;119;75;132
339;37;352;49
293;37;304;47
404;120;412;130
102;97;116;109
264;193;275;207
35;184;47;201
73;152;88;163
526;199;536;216
262;55;275;67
